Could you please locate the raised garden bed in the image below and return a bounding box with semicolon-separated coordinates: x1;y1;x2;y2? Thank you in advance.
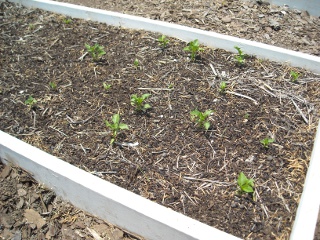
1;1;320;239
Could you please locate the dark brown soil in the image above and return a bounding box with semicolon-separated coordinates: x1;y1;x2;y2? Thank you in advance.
1;2;320;240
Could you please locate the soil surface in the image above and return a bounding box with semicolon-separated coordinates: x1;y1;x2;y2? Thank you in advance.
1;1;320;240
53;0;320;56
0;163;142;240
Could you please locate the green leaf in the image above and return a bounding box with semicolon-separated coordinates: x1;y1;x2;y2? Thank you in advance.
204;110;213;117
183;46;190;51
112;114;120;125
204;122;210;130
260;138;274;148
237;172;247;187
247;179;254;187
190;109;200;117
141;93;151;100
237;172;255;193
118;123;129;130
103;82;111;90
144;103;151;110
105;120;111;128
241;184;254;193
25;96;37;106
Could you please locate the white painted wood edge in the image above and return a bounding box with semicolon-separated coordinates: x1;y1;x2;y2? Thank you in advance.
0;130;241;240
290;120;320;240
5;0;320;74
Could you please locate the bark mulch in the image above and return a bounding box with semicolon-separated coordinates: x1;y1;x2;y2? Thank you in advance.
1;1;320;240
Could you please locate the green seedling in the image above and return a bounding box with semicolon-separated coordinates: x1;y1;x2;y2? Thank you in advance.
219;81;227;93
168;83;174;89
260;137;274;148
63;18;72;24
134;59;139;68
190;109;213;130
25;96;37;106
103;82;111;91
290;71;300;83
183;39;203;61
28;24;35;31
244;113;250;119
131;93;151;112
234;46;245;65
105;114;129;144
49;81;57;90
237;172;254;194
85;43;106;61
158;35;169;48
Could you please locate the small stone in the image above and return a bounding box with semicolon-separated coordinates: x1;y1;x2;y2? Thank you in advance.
46;223;56;238
29;223;37;230
231;202;238;208
16;198;24;209
267;155;273;161
301;10;310;18
1;229;13;239
12;230;22;240
265;27;272;32
1;214;16;228
301;38;311;45
269;19;280;31
221;16;232;23
17;188;27;197
24;209;46;229
92;223;111;237
47;204;53;212
0;165;12;178
74;221;86;229
30;193;39;204
83;217;92;227
264;34;270;40
75;229;85;238
258;14;265;18
112;229;124;240
61;224;75;239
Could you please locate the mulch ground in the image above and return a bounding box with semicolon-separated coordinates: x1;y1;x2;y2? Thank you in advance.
0;163;142;240
1;1;320;240
54;0;320;56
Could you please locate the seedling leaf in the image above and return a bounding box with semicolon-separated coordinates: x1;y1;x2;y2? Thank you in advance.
237;172;254;193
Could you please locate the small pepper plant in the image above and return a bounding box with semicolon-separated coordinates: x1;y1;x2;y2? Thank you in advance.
105;113;129;144
237;172;254;194
190;109;213;130
219;81;227;93
260;137;274;149
158;35;169;48
85;43;106;61
234;46;245;65
24;96;37;107
290;71;300;83
184;39;203;61
131;93;151;112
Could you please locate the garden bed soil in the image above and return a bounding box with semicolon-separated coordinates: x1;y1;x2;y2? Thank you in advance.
53;0;320;56
1;2;320;239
